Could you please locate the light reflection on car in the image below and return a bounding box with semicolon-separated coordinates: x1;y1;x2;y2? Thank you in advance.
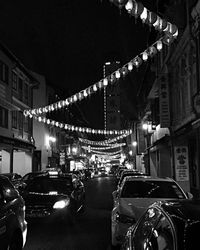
111;176;192;248
122;199;200;250
0;175;27;249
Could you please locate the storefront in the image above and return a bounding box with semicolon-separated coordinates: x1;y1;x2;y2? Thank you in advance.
0;135;35;176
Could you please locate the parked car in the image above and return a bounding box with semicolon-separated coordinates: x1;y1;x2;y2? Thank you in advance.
0;172;22;189
117;169;148;188
122;199;200;250
0;175;27;249
111;176;192;247
19;171;48;188
20;171;85;221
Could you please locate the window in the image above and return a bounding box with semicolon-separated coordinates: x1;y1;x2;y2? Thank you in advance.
12;71;18;91
121;180;185;199
12;111;18;129
0;106;8;128
0;61;9;84
19;111;23;131
24;83;28;104
18;78;23;101
24;116;29;132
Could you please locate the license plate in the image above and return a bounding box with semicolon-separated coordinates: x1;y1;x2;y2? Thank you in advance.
27;212;48;218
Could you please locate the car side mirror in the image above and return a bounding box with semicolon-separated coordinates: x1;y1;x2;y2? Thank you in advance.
186;192;193;199
3;188;19;201
112;190;119;200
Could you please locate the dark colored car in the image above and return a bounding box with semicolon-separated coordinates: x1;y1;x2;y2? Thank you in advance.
0;173;22;189
117;170;148;188
122;199;200;250
19;171;48;188
0;175;27;249
21;172;85;221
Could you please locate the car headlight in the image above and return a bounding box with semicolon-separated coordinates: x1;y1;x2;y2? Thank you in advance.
115;212;136;224
53;199;70;209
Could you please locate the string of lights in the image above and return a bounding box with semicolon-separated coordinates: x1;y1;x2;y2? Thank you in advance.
109;0;178;38
23;35;172;119
79;132;131;144
81;143;125;151
29;115;132;135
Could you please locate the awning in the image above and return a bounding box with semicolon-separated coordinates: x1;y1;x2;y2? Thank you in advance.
0;135;36;150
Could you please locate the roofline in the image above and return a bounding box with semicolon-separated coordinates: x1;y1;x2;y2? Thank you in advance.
0;41;39;86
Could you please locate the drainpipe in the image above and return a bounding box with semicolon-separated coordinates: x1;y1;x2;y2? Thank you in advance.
190;0;200;197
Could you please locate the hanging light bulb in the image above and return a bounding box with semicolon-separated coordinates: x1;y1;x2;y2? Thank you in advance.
73;95;78;102
125;0;133;13
98;81;103;89
111;0;129;9
83;90;88;97
58;101;62;108
133;57;142;68
156;40;163;51
65;99;69;105
115;70;121;79
148;46;157;57
38;108;42;114
128;61;133;71
122;67;128;77
142;51;148;61
103;78;108;86
148;12;157;25
93;84;98;92
140;7;148;23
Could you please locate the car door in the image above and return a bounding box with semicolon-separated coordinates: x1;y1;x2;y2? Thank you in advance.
0;185;10;249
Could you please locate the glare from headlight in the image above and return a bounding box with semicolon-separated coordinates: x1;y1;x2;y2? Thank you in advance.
53;199;70;209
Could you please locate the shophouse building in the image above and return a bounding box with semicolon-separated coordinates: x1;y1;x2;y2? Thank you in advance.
137;0;200;195
0;42;38;176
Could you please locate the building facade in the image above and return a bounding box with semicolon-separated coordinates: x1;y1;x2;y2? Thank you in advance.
137;0;200;195
0;42;38;176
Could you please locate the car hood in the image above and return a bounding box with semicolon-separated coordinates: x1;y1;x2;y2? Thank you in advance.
118;198;169;220
23;192;70;206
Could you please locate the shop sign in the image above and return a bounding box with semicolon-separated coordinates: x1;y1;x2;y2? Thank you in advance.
59;150;65;165
174;146;189;181
159;74;170;128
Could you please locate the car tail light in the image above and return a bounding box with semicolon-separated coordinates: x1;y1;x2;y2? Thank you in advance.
116;212;136;224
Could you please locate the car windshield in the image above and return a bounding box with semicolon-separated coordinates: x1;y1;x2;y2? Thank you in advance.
26;177;73;194
121;180;185;199
119;172;146;186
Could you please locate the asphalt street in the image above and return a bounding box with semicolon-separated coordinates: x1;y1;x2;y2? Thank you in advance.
24;176;117;250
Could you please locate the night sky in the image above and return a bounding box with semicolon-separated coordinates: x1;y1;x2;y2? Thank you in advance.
0;0;158;129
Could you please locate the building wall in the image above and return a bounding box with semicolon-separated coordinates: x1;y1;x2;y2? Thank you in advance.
0;42;37;175
13;151;32;176
0;150;10;173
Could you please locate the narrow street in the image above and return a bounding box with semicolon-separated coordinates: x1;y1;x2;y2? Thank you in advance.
24;176;117;250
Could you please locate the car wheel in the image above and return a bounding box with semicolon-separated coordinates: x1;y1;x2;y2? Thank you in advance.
8;230;23;250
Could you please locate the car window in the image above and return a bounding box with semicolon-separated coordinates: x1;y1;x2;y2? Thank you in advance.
121;180;185;198
133;208;161;249
22;174;31;182
148;214;175;250
26;178;72;193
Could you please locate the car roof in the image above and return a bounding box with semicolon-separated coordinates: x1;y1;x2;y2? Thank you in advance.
123;175;174;182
